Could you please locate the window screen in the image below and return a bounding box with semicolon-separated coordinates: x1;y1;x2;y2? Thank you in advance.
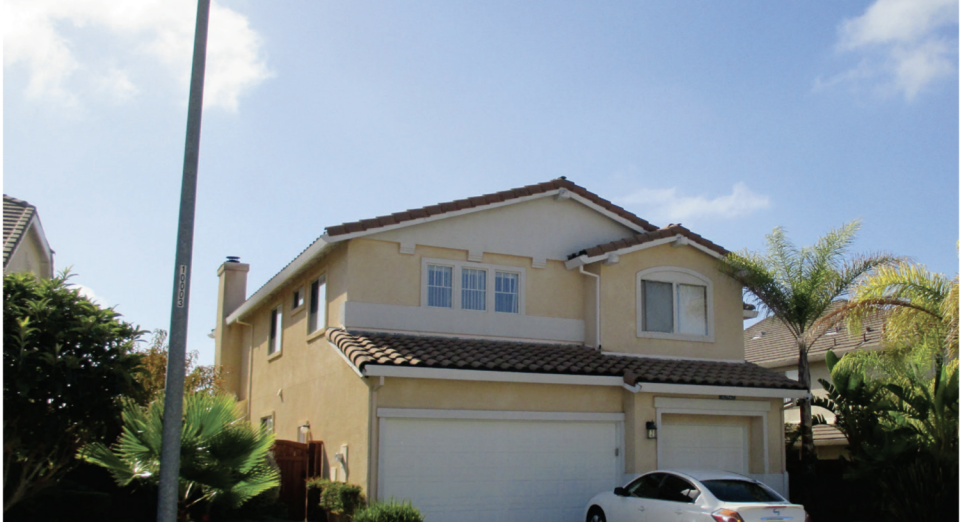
308;276;326;334
461;268;486;311
494;272;519;313
677;284;707;335
427;265;453;308
642;280;674;333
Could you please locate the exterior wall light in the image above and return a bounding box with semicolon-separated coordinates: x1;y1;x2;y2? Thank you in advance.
646;421;658;440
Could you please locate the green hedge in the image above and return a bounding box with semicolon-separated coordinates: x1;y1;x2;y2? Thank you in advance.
306;478;366;517
352;499;424;522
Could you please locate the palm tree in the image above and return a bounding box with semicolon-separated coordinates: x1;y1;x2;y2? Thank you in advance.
81;393;279;522
718;220;896;477
822;260;958;387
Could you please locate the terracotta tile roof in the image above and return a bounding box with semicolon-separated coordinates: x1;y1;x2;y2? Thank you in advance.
3;195;36;267
569;224;730;260
812;424;847;444
328;329;806;390
324;178;660;237
744;303;885;368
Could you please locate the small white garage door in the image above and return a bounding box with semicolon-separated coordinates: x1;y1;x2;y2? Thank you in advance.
378;416;620;522
659;423;748;474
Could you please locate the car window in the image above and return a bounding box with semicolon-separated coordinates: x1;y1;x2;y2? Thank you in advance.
659;474;699;503
626;473;665;499
701;480;784;503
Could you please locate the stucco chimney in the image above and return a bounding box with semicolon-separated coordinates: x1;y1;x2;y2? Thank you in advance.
215;257;249;399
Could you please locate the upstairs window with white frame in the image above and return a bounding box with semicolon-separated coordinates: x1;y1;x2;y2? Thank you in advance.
269;305;283;355
422;259;524;314
636;267;713;342
308;275;327;335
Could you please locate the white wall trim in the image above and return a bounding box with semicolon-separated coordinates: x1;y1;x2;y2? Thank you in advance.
343;301;583;343
654;397;771;412
603;351;742;364
362;365;623;386
638;382;807;399
377;408;625;422
565;236;723;270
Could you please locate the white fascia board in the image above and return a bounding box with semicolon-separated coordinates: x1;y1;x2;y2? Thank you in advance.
377;408;625;423
637;382;807;399
361;365;807;398
28;216;54;262
226;238;332;324
743;309;760;319
565;236;723;270
362;365;623;386
319;190;650;245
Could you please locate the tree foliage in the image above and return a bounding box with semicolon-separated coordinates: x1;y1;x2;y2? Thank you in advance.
81;393;279;522
134;329;224;404
3;271;143;512
717;220;896;476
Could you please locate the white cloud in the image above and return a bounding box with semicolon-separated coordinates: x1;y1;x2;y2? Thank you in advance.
616;182;771;225
73;284;108;306
3;0;272;111
821;0;958;100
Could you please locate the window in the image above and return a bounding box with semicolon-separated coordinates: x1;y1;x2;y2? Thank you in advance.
308;275;327;335
626;473;665;499
700;480;784;503
427;265;453;308
269;305;282;355
461;268;486;311
292;287;304;309
260;414;275;434
658;474;699;503
421;258;524;314
495;272;519;313
637;267;713;341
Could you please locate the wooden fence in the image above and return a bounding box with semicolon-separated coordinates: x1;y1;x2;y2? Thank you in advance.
273;440;325;521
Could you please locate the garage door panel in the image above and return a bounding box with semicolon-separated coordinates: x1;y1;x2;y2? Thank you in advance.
660;423;748;474
380;418;618;522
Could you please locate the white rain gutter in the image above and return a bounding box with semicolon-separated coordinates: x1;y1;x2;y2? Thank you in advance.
579;265;601;348
226;237;335;324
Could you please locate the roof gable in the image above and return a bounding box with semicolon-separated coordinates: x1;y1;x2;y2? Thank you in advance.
4;195;44;267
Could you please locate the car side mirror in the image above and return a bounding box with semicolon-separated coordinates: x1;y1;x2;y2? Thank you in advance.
613;487;628;497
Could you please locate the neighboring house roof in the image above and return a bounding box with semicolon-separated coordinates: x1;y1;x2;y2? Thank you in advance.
567;223;730;260
324;178;660;238
811;424;847;446
328;329;806;391
3;195;52;268
744;304;885;368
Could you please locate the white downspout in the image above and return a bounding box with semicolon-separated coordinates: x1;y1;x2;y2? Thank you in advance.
579;265;600;349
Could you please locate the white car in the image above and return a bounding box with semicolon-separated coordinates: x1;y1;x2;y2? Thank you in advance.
584;470;811;522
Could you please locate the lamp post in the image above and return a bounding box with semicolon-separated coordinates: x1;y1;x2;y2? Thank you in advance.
157;1;210;521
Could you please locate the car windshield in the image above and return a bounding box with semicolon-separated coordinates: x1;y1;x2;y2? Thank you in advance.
701;480;784;503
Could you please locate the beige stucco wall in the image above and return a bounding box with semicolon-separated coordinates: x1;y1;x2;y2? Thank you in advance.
5;225;53;278
597;244;745;360
345;238;585;320
219;244;373;490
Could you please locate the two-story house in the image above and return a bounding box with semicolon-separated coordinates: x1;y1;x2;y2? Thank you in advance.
214;178;805;522
3;195;54;278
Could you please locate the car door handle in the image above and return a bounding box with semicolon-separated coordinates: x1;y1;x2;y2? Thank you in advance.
638;506;645;512
674;510;683;515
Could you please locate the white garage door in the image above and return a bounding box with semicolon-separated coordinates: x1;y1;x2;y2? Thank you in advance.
659;423;748;474
378;416;620;522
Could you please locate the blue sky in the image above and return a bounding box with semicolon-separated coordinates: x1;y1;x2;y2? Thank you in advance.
4;0;958;365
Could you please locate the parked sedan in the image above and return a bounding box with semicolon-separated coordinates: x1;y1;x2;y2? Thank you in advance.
584;470;811;522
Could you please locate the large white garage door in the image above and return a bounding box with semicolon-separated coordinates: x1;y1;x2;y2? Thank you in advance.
378;416;620;522
659;423;748;474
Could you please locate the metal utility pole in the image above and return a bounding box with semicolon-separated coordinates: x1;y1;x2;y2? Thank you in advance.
157;1;210;521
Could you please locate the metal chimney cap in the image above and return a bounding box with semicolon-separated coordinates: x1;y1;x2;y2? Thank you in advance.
226;256;240;263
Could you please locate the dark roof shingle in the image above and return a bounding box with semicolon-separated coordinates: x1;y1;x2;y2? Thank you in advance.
324;178;660;237
3;195;36;267
328;329;806;390
569;223;730;260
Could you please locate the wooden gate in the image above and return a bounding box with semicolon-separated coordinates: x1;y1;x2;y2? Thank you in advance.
273;440;326;521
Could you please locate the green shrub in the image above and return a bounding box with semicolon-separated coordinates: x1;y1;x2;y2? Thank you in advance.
352;499;424;522
307;478;366;516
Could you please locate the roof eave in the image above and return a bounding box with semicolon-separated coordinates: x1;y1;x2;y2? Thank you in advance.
565;235;724;270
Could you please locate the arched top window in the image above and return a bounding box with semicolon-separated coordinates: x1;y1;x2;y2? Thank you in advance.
636;267;714;343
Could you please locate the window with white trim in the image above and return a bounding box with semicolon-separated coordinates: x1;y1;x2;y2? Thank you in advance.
260;414;275;434
421;258;524;314
269;305;283;355
636;267;713;342
308;275;327;334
